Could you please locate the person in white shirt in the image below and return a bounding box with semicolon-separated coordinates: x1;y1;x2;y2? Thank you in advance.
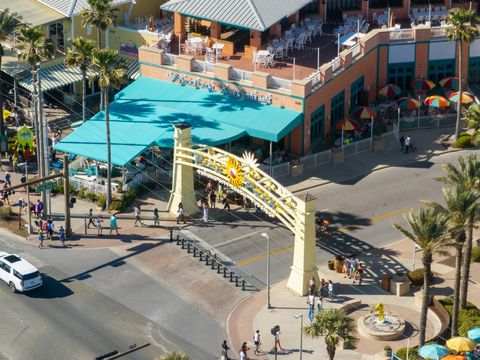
254;330;261;354
328;280;334;300
405;136;411;153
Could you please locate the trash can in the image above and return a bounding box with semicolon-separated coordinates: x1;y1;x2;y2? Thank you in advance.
381;275;392;292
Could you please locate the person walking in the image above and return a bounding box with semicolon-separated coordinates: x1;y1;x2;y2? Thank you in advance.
320;278;327;298
134;206;143;226
344;257;351;278
404;135;411;154
20;174;26;192
328;280;334;300
309;276;316;295
153;208;160;227
222;195;230;211
177;203;186;224
253;330;261;355
59;225;66;247
46;219;54;241
36;200;44;219
307;293;315;323
96;215;103;236
2;184;10;205
110;213;119;235
239;342;249;360
209;190;217;209
4;171;11;187
273;330;284;351
87;208;95;228
202;200;209;222
399;135;405;152
355;263;364;285
38;230;44;248
221;340;230;360
316;297;323;316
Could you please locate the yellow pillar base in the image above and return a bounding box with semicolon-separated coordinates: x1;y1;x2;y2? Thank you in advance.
287;264;319;296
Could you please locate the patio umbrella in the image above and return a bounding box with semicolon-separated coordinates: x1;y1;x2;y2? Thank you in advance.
446;337;477;353
352;106;377;119
336;118;360;131
467;327;480;343
439;77;459;91
424;95;450;108
442;356;466;360
449;91;475;105
412;79;436;91
419;344;451;359
378;84;402;97
397;97;421;110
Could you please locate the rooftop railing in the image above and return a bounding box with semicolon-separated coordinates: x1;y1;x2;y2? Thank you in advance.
268;76;292;91
389;29;414;40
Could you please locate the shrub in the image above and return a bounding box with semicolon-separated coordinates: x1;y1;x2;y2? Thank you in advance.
472;247;480;263
454;135;474;149
407;267;432;286
440;296;480;336
109;199;125;212
86;191;97;202
77;187;86;199
122;188;137;208
395;347;420;360
97;194;106;210
0;206;12;219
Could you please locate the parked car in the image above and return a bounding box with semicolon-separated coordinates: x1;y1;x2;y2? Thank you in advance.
0;252;42;293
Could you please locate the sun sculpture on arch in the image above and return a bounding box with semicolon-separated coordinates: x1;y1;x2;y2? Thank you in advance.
224;156;244;187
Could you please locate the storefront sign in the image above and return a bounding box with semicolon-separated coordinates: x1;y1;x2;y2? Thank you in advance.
219;85;272;105
167;72;215;92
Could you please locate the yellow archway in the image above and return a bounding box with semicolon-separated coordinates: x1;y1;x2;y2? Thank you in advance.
167;123;318;295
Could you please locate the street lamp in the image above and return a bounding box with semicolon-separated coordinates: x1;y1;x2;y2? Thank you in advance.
261;232;271;309
294;314;303;360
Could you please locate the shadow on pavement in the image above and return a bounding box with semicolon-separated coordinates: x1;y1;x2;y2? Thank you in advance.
26;274;74;299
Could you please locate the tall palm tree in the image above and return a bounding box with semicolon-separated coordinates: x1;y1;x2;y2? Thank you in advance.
155;352;190;360
90;48;126;207
393;207;450;346
81;0;118;48
426;186;479;336
304;308;357;360
64;37;95;123
437;154;480;308
0;9;19;135
463;104;480;145
445;8;479;140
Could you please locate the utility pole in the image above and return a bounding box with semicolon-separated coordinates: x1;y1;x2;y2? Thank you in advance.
36;65;50;216
63;154;71;237
25;161;32;234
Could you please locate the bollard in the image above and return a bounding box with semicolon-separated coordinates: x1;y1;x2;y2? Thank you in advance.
217;264;222;274
187;242;192;253
223;267;227;277
199;251;204;261
176;235;180;245
181;238;185;249
211;260;215;270
193;247;197;257
235;276;239;287
242;280;246;291
169;230;173;241
229;272;234;282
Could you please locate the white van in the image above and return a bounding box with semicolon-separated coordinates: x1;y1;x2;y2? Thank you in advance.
0;252;42;293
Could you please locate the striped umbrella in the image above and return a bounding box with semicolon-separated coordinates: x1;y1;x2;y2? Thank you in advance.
397;97;422;110
419;344;450;359
336;118;360;131
449;91;475;105
442;356;466;360
352;106;377;119
412;79;436;91
439;77;459;91
424;95;450;108
378;84;402;97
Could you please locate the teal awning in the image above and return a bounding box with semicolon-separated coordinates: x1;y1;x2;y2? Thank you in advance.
55;76;302;166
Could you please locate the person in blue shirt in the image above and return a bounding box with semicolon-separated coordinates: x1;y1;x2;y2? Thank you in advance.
110;214;118;235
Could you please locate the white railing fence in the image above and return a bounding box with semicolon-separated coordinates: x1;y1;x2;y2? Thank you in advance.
70;177;108;194
230;68;253;82
268;76;292;90
300;149;332;169
343;137;371;157
399;114;456;130
351;43;361;59
331;57;341;72
163;53;177;65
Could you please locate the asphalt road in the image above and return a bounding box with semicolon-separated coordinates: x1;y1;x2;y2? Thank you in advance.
184;150;478;287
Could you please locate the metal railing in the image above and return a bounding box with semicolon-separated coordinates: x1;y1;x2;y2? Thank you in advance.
390;29;414;40
272;162;290;178
300;150;332;169
268;76;292;90
230;67;253;82
192;59;206;72
343;138;371;157
310;71;322;88
70;177;108;194
431;27;447;37
331;57;341;72
399;114;456;130
351;43;361;58
204;62;214;74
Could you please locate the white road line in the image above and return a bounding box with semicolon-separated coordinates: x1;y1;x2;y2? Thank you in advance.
214;231;262;249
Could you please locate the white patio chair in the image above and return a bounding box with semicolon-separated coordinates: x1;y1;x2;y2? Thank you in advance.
265;54;275;68
252;51;258;64
275;45;286;60
294;33;306;50
315;23;323;36
205;47;215;63
285;38;294;53
306;27;314;42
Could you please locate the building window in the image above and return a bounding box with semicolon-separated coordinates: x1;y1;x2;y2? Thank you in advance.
469;57;480;84
310;105;325;151
429;59;455;84
388;63;414;91
330;90;345;136
350;76;364;111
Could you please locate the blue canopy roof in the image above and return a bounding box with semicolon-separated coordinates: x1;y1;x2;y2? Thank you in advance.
55;76;302;166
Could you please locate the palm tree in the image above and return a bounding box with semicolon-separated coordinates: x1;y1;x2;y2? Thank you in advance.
437;154;480;308
155;352;189;360
445;8;479;140
90;48;126;207
426;186;479;336
0;9;19;135
81;0;118;48
304;308;357;360
64;37;95;123
15;26;54;186
463;104;480;144
393;207;450;346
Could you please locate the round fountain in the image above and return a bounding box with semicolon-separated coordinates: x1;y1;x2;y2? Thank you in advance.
357;304;406;341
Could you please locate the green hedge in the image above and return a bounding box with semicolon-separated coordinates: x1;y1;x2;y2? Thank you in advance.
396;347;421;360
472;247;480;263
454;135;474;149
407;268;432;287
440;296;480;336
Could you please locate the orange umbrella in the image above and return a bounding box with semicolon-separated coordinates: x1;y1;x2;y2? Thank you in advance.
449;91;475;105
397;97;421;110
439;77;459;91
412;79;435;91
352;106;377;119
424;95;450;108
442;356;466;360
378;84;402;97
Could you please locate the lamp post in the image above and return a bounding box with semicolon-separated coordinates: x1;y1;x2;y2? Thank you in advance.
294;314;303;360
261;232;271;309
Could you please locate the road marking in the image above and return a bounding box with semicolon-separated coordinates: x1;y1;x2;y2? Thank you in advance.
338;207;414;233
237;245;294;266
215;231;262;249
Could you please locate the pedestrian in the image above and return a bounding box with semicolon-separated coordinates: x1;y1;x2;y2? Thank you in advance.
36;200;44;218
328;280;334;300
273;330;284;351
110;213;119;235
221;340;230;360
344;257;351;278
30;201;37;217
2;184;10;205
355;263;364;285
202;200;209;222
309;276;316;295
59;225;66;247
222;195;230;211
399;135;405;152
253;330;261;355
38;230;44;248
18;198;26;213
20;174;26;192
217;183;223;200
320;278;327;298
209;190;217;208
153;208;160;227
307;293;315;322
350;257;358;280
316;297;323;316
244;197;251;212
4;171;11;187
134;206;143;226
87;208;95;228
405;135;411;154
46;219;54;240
177;203;186;224
96;215;103;236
